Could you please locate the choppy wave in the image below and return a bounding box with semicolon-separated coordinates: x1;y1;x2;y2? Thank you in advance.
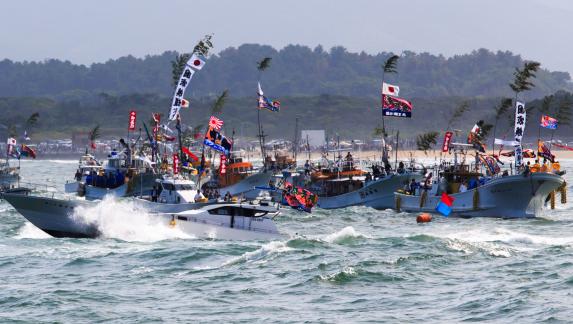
322;226;371;244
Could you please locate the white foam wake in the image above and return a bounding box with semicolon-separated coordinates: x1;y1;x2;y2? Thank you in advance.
72;197;193;242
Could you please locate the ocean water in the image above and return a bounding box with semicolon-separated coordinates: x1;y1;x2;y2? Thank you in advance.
1;159;572;323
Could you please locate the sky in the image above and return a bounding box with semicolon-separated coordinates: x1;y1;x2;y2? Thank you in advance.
1;0;572;74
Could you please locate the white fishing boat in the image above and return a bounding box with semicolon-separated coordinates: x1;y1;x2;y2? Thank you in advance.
394;144;567;218
395;170;565;218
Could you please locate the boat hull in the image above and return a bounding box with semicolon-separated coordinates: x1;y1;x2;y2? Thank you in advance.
317;173;423;210
219;171;273;199
395;173;565;218
2;193;97;238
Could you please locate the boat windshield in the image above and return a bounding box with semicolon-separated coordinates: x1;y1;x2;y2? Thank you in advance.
175;184;195;190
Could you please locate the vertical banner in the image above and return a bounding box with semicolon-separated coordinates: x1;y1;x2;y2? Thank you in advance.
442;131;453;152
128;110;137;131
173;154;179;174
219;154;227;175
169;54;207;121
513;101;526;167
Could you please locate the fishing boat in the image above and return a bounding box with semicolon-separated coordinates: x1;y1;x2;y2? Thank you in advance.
66;150;160;200
2;186;282;240
286;155;423;209
201;155;272;199
0;161;19;190
394;144;566;218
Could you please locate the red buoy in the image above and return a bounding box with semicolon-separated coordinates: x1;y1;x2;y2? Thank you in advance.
416;213;432;223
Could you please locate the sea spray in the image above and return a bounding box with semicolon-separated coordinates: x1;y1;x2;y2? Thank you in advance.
322;226;371;244
72;197;193;242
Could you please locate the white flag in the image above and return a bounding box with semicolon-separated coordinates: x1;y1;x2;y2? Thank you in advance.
187;54;206;70
257;82;264;96
181;98;189;108
495;138;519;146
382;82;400;96
6;138;16;145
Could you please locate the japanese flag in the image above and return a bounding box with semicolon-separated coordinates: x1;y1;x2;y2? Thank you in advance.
382;82;400;97
181;98;189;108
187;54;206;70
6;137;16;145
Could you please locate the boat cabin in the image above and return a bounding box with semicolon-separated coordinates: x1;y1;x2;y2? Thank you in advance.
156;178;198;204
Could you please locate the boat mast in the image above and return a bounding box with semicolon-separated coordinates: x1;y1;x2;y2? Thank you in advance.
293;116;299;164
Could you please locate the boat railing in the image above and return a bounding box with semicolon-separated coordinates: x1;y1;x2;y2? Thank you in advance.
16;181;74;200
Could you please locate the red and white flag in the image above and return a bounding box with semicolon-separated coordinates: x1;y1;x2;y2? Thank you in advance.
209;116;223;131
181;98;189;108
188;54;206;70
382;82;400;97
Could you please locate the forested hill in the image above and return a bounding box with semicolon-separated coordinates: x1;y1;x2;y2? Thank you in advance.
0;45;570;99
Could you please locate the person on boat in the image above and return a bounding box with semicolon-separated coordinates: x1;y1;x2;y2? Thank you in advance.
397;161;405;174
468;177;478;190
437;173;448;196
74;169;82;181
409;178;418;195
345;152;354;170
194;190;205;202
365;172;373;183
303;160;311;175
372;165;381;180
85;172;93;186
151;185;158;202
502;170;509;177
523;162;531;177
224;191;232;202
459;181;468;193
268;179;275;189
423;173;432;192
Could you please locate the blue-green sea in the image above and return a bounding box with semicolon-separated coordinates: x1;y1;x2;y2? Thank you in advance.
1;159;572;323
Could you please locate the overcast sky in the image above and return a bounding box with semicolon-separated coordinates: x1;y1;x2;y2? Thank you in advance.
1;0;572;74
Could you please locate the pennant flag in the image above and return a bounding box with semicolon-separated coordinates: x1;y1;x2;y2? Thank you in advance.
181;99;190;108
209;116;224;131
181;146;199;161
538;140;555;162
257;82;281;112
523;149;536;158
163;134;176;142
204;126;233;155
436;192;455;216
20;144;36;159
540;115;558;129
382;82;400;96
187;54;206;70
479;155;500;175
467;121;486;153
382;94;412;118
